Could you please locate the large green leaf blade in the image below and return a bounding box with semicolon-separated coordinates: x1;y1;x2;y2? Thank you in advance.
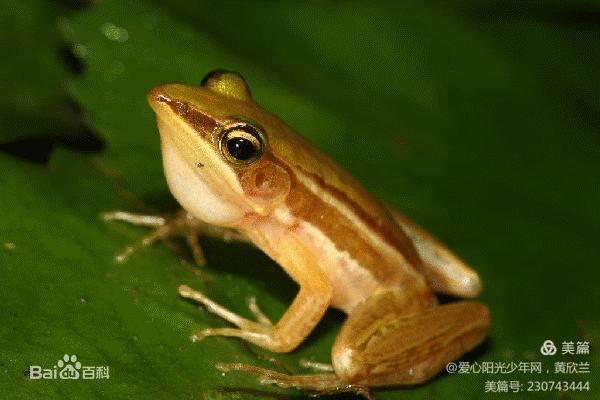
1;1;598;399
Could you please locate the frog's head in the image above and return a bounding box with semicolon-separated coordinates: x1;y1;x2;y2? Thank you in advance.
147;70;291;227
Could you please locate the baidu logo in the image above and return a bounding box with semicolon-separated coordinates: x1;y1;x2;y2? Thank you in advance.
29;354;110;380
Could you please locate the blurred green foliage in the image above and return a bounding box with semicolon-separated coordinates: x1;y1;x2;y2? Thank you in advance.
1;0;599;399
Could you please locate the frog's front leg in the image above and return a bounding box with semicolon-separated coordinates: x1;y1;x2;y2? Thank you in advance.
179;262;332;353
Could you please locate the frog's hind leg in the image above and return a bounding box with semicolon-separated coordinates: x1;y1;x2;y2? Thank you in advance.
331;288;490;387
386;206;483;298
216;290;488;396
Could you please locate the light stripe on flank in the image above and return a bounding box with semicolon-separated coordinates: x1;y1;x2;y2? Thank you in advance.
276;161;430;292
271;205;380;311
298;220;380;311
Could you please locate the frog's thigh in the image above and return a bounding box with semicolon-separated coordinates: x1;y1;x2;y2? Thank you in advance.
332;289;490;387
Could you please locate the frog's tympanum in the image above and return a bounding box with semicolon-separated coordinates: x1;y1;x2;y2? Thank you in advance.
116;70;490;397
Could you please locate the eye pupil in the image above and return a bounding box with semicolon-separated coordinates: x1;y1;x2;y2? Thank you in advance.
220;124;265;164
226;137;257;161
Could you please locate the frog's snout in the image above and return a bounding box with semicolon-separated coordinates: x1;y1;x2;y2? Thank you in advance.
147;84;174;112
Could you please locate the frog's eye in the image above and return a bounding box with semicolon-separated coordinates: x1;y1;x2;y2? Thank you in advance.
219;124;265;165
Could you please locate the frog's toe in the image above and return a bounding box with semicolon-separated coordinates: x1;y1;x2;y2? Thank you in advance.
191;328;215;342
102;211;166;226
246;296;273;326
179;284;266;331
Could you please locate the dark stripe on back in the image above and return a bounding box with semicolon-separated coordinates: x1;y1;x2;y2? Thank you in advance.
266;153;423;283
161;99;217;139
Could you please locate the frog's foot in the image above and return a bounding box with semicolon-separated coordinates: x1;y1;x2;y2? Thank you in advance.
103;208;249;265
215;363;373;399
178;284;272;342
103;210;193;263
103;209;208;264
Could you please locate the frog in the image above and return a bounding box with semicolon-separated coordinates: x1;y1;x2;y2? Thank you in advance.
107;70;490;398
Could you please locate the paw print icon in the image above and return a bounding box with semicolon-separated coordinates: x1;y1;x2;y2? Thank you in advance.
58;354;82;379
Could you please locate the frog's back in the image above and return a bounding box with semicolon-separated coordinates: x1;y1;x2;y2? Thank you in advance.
259;112;433;310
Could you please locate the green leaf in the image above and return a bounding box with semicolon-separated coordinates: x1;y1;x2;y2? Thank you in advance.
2;1;599;399
0;149;306;398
